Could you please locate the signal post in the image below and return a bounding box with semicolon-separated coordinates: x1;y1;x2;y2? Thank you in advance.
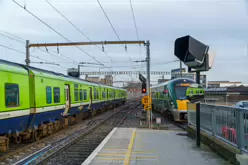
174;35;215;146
139;72;152;129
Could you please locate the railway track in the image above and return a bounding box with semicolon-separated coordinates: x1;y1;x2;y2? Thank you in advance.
11;101;140;165
0;100;137;165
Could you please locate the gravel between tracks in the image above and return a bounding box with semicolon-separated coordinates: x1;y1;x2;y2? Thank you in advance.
0;102;134;165
28;101;141;165
1;100;187;165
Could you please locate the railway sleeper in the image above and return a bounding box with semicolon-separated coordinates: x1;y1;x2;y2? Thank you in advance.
0;103;125;153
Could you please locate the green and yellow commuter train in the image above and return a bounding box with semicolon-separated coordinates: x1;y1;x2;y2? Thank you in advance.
186;83;205;102
0;59;127;147
151;78;196;122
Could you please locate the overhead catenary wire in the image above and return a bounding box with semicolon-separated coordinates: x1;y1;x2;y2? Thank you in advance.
104;60;179;68
45;0;113;62
130;0;139;41
97;0;122;42
38;47;78;66
0;44;26;55
96;0;135;68
129;0;143;66
0;32;25;44
0;29;25;43
0;44;52;63
0;30;75;68
12;0;104;66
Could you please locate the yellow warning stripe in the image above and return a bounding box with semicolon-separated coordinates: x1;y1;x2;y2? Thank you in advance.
98;156;157;160
124;129;136;165
98;150;155;156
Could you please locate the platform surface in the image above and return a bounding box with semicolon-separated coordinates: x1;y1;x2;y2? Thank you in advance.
82;127;231;165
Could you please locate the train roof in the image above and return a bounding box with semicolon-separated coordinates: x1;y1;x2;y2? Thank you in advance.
0;59;125;91
151;77;196;88
0;60;28;75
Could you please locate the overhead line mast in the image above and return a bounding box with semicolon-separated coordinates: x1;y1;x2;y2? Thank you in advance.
26;40;152;128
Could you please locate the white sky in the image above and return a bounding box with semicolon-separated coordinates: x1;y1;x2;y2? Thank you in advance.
0;0;248;86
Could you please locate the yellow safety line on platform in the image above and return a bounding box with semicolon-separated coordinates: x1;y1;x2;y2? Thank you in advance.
98;156;158;160
124;128;136;165
98;153;126;156
98;150;155;156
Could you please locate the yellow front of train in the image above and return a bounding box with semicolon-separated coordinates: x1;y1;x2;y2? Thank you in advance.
173;83;191;122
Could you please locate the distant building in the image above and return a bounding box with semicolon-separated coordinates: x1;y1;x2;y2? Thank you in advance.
85;75;99;83
207;81;243;88
204;86;248;104
100;75;113;86
157;79;170;84
171;68;207;88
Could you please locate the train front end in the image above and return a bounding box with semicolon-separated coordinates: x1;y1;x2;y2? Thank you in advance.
171;79;195;122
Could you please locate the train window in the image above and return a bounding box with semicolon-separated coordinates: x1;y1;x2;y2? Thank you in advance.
54;87;60;103
79;89;83;101
102;91;106;99
74;89;78;101
5;83;19;107
94;88;97;100
64;88;66;101
46;86;52;104
97;90;99;100
74;84;78;101
83;89;87;101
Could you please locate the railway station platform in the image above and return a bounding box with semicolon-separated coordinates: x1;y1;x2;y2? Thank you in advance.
82;127;231;165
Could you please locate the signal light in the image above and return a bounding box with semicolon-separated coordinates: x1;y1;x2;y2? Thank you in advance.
141;82;147;94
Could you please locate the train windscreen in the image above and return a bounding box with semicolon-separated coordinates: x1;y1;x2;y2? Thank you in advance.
243;102;248;108
174;83;190;100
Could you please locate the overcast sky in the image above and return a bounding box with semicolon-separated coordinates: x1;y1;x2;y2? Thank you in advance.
0;0;248;86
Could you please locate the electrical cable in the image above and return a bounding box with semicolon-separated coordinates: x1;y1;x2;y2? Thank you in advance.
12;0;104;66
46;0;113;62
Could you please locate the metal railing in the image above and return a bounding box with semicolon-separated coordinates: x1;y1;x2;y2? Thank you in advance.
188;103;248;153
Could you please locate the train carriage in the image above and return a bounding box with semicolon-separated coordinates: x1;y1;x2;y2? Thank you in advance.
151;78;195;122
0;62;31;136
0;59;127;147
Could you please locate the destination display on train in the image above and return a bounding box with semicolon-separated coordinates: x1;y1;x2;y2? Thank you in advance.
175;83;190;87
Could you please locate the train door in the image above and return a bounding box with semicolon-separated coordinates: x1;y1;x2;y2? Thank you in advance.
63;84;70;116
107;89;108;101
88;87;93;110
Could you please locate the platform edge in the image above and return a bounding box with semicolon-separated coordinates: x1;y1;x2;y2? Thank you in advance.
81;127;118;165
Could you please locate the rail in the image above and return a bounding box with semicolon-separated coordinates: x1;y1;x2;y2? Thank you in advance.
188;103;248;153
14;101;140;165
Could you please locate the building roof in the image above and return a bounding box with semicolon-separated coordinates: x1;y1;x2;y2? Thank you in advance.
208;81;242;84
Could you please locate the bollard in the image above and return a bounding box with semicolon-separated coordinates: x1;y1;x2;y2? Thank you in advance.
196;102;201;146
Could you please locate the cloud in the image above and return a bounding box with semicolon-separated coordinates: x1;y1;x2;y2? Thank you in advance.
0;0;248;85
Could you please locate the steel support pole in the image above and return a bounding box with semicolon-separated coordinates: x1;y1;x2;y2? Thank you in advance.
196;102;201;146
180;61;182;77
145;41;151;129
78;65;81;78
26;40;30;66
196;71;201;146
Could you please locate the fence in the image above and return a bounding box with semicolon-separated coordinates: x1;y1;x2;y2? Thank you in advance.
203;101;236;106
188;103;248;153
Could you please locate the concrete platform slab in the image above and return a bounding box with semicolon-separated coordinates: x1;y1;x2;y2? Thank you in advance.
82;127;231;165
